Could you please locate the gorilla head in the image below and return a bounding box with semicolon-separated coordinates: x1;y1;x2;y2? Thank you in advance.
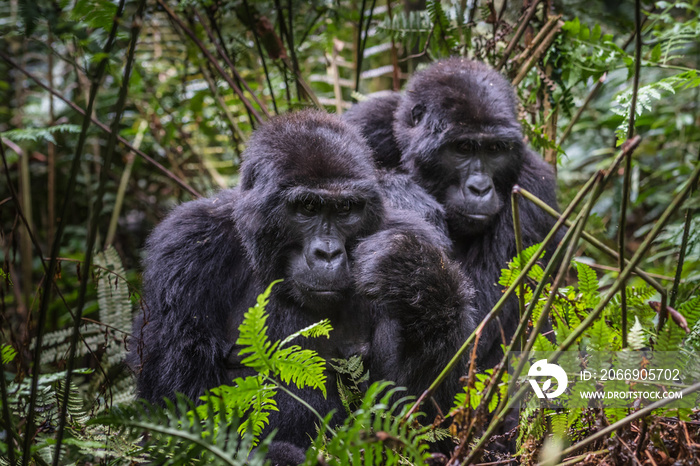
394;58;525;237
233;111;385;312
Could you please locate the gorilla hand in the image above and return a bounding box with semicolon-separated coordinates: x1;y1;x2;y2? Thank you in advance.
354;215;471;324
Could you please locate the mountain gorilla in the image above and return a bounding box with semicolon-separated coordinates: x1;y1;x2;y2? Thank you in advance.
129;110;476;463
344;58;560;368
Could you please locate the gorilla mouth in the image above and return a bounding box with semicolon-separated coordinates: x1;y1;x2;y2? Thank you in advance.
297;282;347;300
462;213;491;221
455;210;494;223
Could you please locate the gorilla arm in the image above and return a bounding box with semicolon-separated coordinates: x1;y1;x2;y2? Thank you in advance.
129;189;254;404
354;210;476;414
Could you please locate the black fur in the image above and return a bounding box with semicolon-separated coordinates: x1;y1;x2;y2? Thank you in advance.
343;91;403;169
345;58;560;368
129;110;476;463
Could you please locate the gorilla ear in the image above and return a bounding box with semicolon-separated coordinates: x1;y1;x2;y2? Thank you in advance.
410;104;425;126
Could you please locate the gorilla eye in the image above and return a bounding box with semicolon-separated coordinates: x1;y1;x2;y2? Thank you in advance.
303;202;318;213
457;140;480;152
336;200;354;215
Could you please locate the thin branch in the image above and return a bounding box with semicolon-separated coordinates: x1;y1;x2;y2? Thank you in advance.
558;73;606;146
399;24;435;63
355;0;368;93
517;187;666;294
511;190;526;350
619;0;643;348
670;146;700;307
496;0;542;70
582;262;676;282
355;0;377;94
511;16;563;87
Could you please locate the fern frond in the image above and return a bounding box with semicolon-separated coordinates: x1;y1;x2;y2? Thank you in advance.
628;317;647;350
426;0;458;53
197;375;278;443
498;242;546;288
574;261;599;306
0;124;81;144
272;346;327;397
236;281;281;375
678;297;700;330
308;381;430;466
587;317;616;351
92;395;269;465
280;319;333;347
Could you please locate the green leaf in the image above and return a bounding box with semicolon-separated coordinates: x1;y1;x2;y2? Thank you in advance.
92;395;269;465
198;376;278;443
563;17;580;37
236;281;281;375
280;319;333;347
651;43;662;62
678;297;700;330
236;280;327;397
2;344;17;364
0;124;81;144
272;345;327;397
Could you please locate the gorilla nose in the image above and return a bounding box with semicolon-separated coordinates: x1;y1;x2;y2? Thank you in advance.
308;238;346;269
466;179;493;197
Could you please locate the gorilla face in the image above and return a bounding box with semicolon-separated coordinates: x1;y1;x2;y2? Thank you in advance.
394;58;525;238
285;193;367;308
439;138;522;236
233;110;385;313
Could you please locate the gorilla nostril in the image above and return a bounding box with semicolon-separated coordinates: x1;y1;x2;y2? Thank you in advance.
468;183;492;197
310;239;346;267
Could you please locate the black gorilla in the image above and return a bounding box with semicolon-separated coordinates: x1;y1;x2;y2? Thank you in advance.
129;110;476;461
344;58;560;368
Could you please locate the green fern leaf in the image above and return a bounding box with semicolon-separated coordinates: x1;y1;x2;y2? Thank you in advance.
92;395;268;465
575;261;599;306
272;346;327;397
236;281;281;374
499;242;545;288
587;317;615;352
307;382;430;465
426;0;458;53
2;344;17;364
628;317;647;350
280;319;333;347
678;297;700;330
198;375;278;442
